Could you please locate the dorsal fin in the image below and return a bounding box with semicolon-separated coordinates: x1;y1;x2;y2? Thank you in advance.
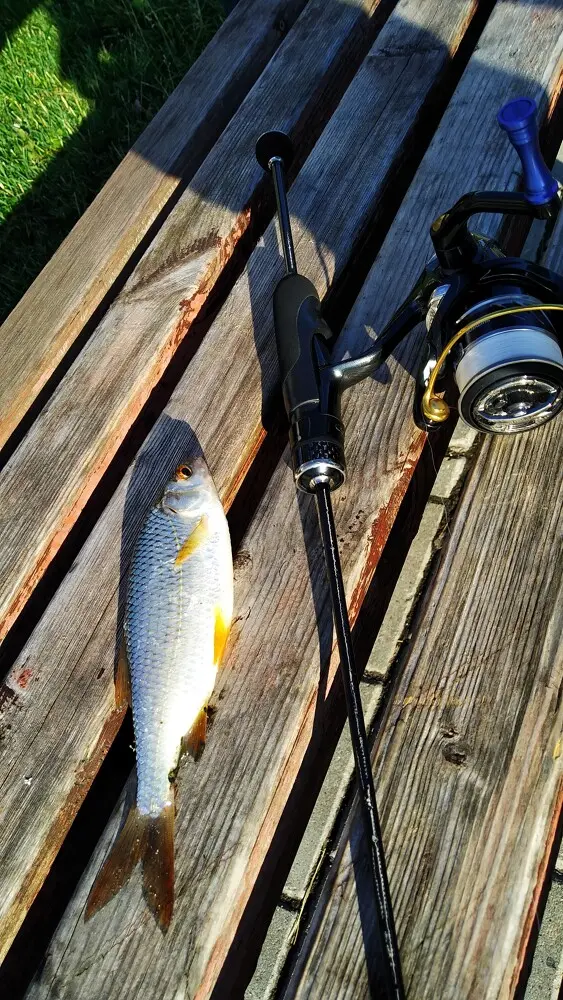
115;634;131;708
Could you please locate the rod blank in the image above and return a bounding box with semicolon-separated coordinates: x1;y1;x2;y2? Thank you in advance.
315;485;404;999
269;156;297;276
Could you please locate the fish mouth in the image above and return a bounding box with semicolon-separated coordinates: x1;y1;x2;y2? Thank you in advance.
162;495;206;516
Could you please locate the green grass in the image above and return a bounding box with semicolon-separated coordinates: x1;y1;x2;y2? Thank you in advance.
0;0;224;321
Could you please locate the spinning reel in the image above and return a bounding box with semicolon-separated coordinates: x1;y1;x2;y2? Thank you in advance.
257;97;563;495
418;97;563;435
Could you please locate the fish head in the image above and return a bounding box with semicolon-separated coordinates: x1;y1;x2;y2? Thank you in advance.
161;458;218;517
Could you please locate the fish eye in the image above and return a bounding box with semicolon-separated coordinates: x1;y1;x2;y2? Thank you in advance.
176;464;192;480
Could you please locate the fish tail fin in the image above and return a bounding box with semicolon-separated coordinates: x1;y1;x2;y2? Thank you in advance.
85;804;148;920
142;801;175;931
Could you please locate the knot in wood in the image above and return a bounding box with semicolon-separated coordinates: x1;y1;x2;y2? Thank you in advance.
442;741;471;767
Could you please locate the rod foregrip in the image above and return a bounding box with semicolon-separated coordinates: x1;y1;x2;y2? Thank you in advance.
273;273;345;492
273;273;329;413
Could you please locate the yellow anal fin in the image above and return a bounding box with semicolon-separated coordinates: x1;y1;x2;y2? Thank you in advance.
214;606;231;667
174;516;209;566
115;634;132;708
183;707;207;761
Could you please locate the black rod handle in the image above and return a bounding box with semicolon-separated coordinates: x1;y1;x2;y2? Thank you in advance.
257;131;345;493
273;272;329;413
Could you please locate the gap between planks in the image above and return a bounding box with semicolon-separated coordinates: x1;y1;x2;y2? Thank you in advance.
0;0;493;975
0;0;402;648
13;4;563;998
0;0;310;453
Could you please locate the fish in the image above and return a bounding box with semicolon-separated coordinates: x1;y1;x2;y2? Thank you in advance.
85;458;233;930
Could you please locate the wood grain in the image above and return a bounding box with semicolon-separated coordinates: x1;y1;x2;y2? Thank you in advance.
0;0;487;972
283;390;563;1000
282;73;563;1000
16;4;563;996
0;0;310;452
0;0;396;645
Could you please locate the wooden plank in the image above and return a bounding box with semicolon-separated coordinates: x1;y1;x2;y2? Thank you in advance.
0;0;396;645
18;5;563;997
282;368;563;1000
0;0;487;971
282;118;563;1000
0;0;310;453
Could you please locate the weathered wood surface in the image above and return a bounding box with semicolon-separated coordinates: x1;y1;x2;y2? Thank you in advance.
282;135;563;1000
18;5;563;997
0;0;489;972
0;0;396;647
283;368;563;1000
0;0;310;453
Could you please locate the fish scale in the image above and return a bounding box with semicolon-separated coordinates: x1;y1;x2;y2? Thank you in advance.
87;458;233;928
127;507;222;814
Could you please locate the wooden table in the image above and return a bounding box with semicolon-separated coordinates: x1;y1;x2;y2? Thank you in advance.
0;0;561;997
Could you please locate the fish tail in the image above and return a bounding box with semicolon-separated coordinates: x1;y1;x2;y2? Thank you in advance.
142;801;174;931
85;799;174;930
85;804;149;920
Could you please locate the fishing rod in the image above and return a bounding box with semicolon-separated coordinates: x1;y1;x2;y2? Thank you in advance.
257;97;563;994
256;131;405;999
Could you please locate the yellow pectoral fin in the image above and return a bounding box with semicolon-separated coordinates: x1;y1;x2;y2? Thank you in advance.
174;516;209;566
214;606;231;667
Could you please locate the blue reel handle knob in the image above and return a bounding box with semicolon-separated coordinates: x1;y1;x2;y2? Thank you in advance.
497;97;558;205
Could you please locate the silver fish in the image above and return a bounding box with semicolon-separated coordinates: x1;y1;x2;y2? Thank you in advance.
86;458;233;929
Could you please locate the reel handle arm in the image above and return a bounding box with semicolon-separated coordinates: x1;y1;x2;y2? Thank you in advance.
430;189;560;271
433;97;561;272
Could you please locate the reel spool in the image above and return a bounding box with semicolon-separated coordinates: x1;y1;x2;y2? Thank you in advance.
422;271;563;434
454;312;563;434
